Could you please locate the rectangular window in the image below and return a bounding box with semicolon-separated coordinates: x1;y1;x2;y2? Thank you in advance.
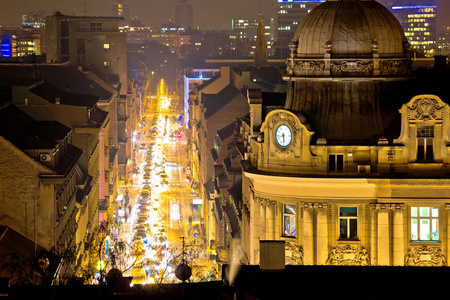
103;43;110;50
339;207;358;240
417;126;434;161
283;204;296;237
90;22;102;32
60;38;69;55
411;207;439;241
329;154;344;171
60;21;69;37
77;39;85;55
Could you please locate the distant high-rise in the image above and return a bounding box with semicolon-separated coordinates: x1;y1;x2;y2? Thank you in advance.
390;0;437;57
173;0;193;30
110;0;131;26
275;0;325;57
231;16;274;55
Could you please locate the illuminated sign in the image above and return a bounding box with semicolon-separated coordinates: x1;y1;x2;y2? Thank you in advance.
193;198;202;205
0;34;12;58
391;5;437;10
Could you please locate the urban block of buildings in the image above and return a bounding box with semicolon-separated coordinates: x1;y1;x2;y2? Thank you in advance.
185;0;450;270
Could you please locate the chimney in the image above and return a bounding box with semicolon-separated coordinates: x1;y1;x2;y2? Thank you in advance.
260;240;285;271
248;89;263;134
434;55;447;71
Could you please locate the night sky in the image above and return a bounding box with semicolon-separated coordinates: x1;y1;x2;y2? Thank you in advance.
3;0;450;31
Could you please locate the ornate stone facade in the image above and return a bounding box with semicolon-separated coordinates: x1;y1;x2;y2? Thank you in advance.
327;245;370;266
404;246;447;267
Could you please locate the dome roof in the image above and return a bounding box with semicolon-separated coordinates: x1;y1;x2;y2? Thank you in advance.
293;0;409;58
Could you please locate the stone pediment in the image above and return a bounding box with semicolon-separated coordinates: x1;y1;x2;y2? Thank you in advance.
401;95;447;121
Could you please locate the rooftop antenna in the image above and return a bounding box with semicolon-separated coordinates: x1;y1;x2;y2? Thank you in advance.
82;0;88;16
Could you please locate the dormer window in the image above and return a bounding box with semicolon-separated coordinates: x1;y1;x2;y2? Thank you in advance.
417;125;434;162
395;95;449;164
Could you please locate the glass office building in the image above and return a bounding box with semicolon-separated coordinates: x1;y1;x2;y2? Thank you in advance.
390;0;437;57
275;0;325;57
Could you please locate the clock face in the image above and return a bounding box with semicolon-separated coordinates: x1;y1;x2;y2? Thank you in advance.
276;124;292;147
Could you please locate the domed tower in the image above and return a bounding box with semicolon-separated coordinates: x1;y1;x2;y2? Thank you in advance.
284;0;412;144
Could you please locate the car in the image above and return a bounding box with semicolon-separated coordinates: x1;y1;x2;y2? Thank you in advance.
131;265;146;285
135;230;146;238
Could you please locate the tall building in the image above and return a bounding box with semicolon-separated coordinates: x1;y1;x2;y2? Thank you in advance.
0;27;45;57
390;0;437;57
45;11;139;186
275;0;325;57
437;27;450;56
173;0;193;30
231;15;274;56
110;0;131;26
236;0;450;268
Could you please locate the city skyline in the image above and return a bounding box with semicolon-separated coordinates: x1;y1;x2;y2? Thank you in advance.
2;0;450;31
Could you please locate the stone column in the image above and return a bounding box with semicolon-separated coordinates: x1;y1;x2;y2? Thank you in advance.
249;192;256;264
266;201;276;240
316;203;329;265
376;204;391;266
446;204;450;263
259;198;266;241
392;204;405;266
369;205;377;266
303;203;314;265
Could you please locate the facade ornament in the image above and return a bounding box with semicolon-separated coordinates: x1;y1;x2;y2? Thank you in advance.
271;111;300;132
293;60;325;75
372;39;379;54
302;202;329;210
256;197;276;207
379;60;409;76
326;245;370;266
331;60;373;73
325;40;332;54
387;149;395;162
404;246;447;267
285;242;304;265
289;40;297;58
369;203;405;211
407;97;444;121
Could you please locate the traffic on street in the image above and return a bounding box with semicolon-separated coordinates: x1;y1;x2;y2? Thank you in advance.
114;79;217;285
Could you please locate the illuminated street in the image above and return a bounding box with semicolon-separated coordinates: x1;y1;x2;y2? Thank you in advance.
116;79;215;285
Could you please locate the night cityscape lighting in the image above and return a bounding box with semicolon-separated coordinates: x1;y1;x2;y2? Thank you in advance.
0;0;450;299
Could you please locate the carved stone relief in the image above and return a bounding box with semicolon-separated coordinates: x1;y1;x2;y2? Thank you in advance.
326;245;370;266
286;59;325;75
285;242;304;265
407;97;444;121
404;246;446;267
379;60;409;76
331;60;373;73
369;203;405;212
256;197;276;207
303;202;329;210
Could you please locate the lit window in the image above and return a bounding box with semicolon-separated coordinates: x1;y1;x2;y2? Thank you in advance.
339;207;358;240
417;125;434;161
283;204;296;237
411;207;439;241
104;61;110;67
103;43;110;50
329;154;344;171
